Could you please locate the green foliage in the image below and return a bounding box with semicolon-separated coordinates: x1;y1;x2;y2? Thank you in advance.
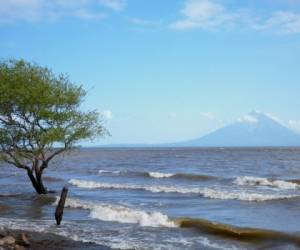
0;59;106;169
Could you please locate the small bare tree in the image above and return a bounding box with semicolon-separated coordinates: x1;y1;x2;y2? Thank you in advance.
0;59;106;194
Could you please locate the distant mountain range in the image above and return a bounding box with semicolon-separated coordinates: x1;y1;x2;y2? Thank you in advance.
101;111;300;147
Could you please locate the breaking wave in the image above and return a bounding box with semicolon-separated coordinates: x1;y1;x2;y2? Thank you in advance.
69;179;298;201
1;216;298;249
177;218;300;246
98;170;121;174
56;197;176;228
98;169;216;181
148;172;175;178
53;197;300;247
233;176;299;190
148;172;216;180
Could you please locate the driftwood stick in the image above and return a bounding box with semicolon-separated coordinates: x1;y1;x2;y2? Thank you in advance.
55;187;68;225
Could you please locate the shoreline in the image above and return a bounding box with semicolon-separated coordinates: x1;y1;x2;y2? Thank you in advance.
0;228;111;250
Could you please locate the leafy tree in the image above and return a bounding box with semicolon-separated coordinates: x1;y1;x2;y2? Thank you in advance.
0;59;106;194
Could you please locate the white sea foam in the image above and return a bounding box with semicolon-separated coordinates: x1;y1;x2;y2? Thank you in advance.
0;218;239;250
199;188;296;201
59;197;176;228
69;179;298;202
148;172;175;178
69;179;198;193
98;169;121;174
109;236;240;250
234;176;299;190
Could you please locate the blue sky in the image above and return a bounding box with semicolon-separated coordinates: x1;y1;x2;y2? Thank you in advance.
1;0;300;145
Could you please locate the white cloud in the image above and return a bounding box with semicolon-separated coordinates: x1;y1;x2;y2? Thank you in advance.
250;110;279;122
237;111;300;131
262;112;284;124
0;0;124;23
288;120;300;133
199;112;215;120
255;11;300;34
101;110;113;119
171;0;300;34
170;0;239;30
97;0;125;11
0;0;43;23
238;114;258;124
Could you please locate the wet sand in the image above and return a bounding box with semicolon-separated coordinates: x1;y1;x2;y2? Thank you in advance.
0;229;111;250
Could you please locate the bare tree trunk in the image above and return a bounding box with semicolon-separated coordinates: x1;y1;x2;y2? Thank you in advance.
36;168;47;194
27;169;47;195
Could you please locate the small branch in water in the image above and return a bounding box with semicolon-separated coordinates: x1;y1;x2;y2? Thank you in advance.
55;187;68;225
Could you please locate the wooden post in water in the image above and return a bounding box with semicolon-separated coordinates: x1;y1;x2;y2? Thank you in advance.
55;187;68;225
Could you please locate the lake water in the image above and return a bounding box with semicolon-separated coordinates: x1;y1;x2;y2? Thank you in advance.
1;148;300;249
